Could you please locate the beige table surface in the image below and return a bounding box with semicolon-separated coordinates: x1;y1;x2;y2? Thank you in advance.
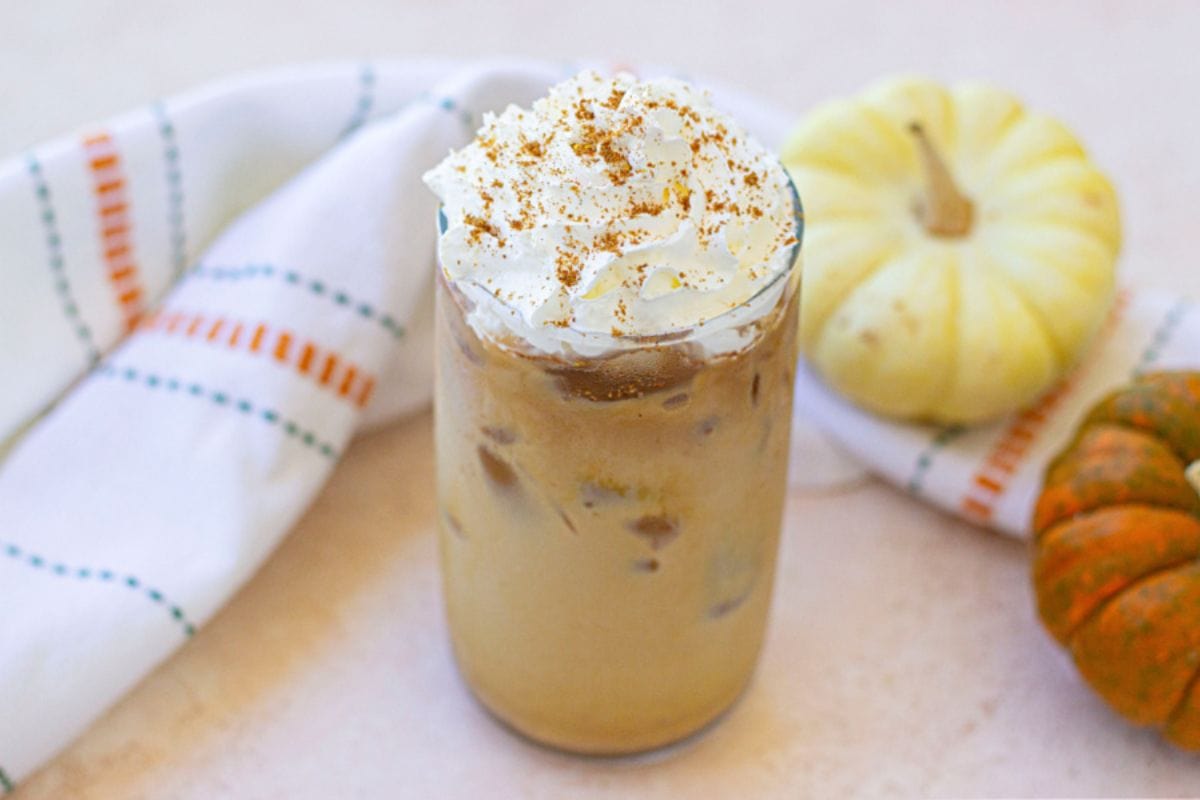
6;1;1200;797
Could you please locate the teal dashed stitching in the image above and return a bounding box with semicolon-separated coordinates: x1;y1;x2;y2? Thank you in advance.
0;539;196;637
906;425;967;496
152;101;188;279
435;95;474;130
409;91;475;131
0;765;12;794
1133;299;1193;377
186;264;406;341
27;154;101;366
96;363;340;460
339;62;376;139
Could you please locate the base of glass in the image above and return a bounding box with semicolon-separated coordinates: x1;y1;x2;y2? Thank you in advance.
460;668;756;761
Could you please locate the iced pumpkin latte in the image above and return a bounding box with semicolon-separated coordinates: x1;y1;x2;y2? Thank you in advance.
424;71;802;754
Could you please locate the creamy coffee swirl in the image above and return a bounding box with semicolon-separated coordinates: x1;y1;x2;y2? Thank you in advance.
424;71;798;357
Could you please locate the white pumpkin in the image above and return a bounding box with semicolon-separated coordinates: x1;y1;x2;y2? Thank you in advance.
781;77;1121;424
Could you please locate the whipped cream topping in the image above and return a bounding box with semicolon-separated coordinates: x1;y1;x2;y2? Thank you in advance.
424;71;799;357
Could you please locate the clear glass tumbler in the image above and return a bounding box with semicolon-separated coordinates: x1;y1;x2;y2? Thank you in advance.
434;197;803;755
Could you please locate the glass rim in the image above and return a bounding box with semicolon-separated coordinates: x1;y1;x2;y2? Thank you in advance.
436;167;804;351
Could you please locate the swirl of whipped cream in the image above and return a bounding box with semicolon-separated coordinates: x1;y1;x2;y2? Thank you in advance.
423;71;800;357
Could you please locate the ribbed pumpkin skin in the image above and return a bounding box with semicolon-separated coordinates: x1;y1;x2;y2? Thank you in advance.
780;77;1121;425
1033;371;1200;748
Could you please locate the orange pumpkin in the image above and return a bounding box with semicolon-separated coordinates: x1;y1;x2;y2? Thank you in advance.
1033;371;1200;748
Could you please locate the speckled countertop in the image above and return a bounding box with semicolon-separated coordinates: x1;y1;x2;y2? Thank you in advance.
6;1;1200;796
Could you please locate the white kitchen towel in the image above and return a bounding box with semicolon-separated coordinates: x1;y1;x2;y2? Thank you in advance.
0;58;1195;789
793;287;1199;538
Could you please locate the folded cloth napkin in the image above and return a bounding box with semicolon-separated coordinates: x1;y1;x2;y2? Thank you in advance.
794;288;1199;537
0;57;1195;788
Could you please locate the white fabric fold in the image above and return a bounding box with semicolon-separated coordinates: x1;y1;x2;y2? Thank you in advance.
795;288;1199;537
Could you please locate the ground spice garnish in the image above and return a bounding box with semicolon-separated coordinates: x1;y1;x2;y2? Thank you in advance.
628;200;663;216
598;139;633;184
555;249;582;288
431;72;794;340
463;213;505;247
594;230;623;254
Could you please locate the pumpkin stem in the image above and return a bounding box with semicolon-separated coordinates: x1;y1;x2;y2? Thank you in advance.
908;122;974;238
1187;460;1200;498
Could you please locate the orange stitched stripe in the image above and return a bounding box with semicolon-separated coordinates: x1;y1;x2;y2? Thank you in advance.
338;366;358;397
356;377;375;408
992;440;1027;460
109;259;136;279
206;318;225;342
110;265;136;282
962;497;992;520
273;331;293;363
1019;407;1047;424
987;454;1019;474
319;354;339;386
1009;426;1036;442
143;309;376;408
250;324;267;353
974;474;1004;494
83;129;145;332
105;243;131;261
297;342;316;374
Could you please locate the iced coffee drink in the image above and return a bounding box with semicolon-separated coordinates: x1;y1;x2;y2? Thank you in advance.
424;72;802;755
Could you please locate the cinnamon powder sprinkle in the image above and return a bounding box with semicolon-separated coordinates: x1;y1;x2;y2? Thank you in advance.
425;72;795;340
629;200;664;216
463;213;505;247
598;139;633;184
602;88;626;110
555;249;582;287
594;230;623;254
